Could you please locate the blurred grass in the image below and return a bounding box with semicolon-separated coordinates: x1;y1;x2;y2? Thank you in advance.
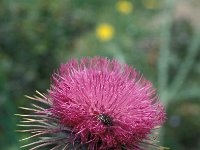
0;0;200;149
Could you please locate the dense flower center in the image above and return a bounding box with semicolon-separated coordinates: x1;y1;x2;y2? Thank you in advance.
19;57;166;150
48;57;166;149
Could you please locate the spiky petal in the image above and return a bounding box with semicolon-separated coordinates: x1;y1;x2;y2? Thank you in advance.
18;57;166;150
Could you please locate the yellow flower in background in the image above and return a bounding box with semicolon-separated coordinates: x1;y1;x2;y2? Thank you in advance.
96;23;115;42
116;1;133;14
142;0;159;10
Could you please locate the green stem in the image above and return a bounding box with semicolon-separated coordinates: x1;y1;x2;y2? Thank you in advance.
177;86;200;99
157;0;176;147
169;30;200;99
157;0;175;104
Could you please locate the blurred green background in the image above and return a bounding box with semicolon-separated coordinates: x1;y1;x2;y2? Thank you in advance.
0;0;200;149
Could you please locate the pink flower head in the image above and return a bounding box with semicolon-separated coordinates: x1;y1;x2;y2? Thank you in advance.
18;57;166;150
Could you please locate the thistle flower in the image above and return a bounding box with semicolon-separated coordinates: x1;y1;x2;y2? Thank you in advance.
17;57;166;150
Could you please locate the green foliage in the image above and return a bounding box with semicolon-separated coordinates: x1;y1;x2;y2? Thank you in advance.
0;0;200;149
165;99;200;150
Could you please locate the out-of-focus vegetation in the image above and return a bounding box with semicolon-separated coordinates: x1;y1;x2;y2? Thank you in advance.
0;0;200;149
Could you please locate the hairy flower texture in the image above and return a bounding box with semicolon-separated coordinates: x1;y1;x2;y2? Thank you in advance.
17;57;167;150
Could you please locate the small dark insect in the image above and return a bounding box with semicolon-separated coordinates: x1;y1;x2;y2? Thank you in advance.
97;114;113;126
